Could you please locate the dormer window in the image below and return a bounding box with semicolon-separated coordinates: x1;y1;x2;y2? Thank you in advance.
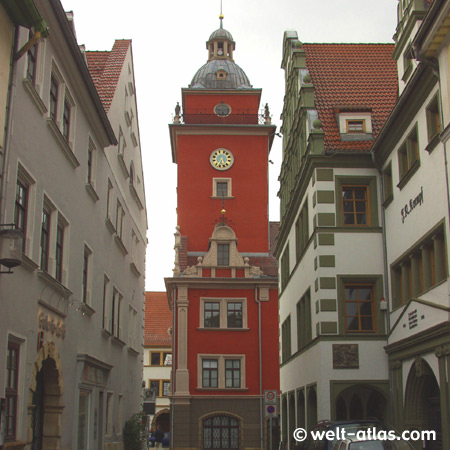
337;110;372;141
217;244;230;266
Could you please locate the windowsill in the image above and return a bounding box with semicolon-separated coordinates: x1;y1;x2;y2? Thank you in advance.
102;328;112;338
21;254;39;272
114;234;128;255
425;133;440;153
397;159;420;190
81;303;95;317
197;327;249;331
130;261;142;277
46;118;79;168
118;153;130;178
128;347;140;356
130;183;144;210
383;193;394;208
210;196;234;200
105;217;116;234
22;78;47;114
37;269;72;298
112;336;126;347
402;64;413;82
85;183;99;202
196;387;249;392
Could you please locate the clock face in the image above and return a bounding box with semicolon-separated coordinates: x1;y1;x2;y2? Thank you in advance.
210;148;234;170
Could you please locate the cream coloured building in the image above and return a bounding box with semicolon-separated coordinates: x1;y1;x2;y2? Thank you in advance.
0;1;147;449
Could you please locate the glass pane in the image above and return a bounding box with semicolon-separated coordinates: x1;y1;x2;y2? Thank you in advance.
359;302;373;315
359;288;372;300
345;288;358;301
345;302;358;316
354;189;366;199
355;202;367;212
361;317;374;331
356;214;368;225
344;214;355;224
346;317;359;331
342;190;354;199
343;201;354;212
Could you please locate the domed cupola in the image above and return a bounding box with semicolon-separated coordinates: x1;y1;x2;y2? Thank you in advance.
189;14;252;90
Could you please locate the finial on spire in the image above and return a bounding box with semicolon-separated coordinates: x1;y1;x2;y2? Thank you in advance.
219;0;224;28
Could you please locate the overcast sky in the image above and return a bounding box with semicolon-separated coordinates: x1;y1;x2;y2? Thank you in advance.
59;0;399;291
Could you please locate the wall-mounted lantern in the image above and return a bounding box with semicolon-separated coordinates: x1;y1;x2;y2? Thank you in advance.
0;224;24;274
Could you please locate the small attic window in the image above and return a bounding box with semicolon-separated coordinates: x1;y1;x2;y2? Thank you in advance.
337;111;372;141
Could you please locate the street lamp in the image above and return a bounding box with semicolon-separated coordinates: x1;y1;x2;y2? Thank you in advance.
0;224;23;274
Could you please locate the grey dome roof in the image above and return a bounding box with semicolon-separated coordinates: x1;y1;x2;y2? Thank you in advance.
209;27;234;42
190;59;252;89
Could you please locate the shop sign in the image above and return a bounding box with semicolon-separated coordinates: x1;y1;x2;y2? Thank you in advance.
401;187;423;223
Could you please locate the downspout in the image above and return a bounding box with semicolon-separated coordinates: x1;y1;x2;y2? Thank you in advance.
170;285;177;450
0;27;20;223
371;152;394;425
255;286;264;450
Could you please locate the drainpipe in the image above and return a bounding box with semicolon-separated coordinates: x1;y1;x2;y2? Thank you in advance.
255;286;264;450
170;285;177;450
371;153;394;426
0;27;20;223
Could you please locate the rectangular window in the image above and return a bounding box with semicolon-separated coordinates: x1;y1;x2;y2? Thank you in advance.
295;200;309;261
296;290;311;350
382;163;393;204
163;352;172;366
50;75;58;120
216;182;228;197
40;209;51;271
281;244;290;290
398;126;419;180
87;139;96;186
281;316;291;362
149;380;160;396
227;302;242;328
204;302;220;328
116;201;124;238
81;246;91;304
62;97;71;141
55;222;64;282
392;224;447;308
5;340;19;441
225;360;241;388
202;359;218;388
151;352;162;366
346;119;365;133
162;381;170;397
26;33;37;84
426;96;440;142
344;284;375;333
342;185;369;226
105;392;113;436
77;390;90;450
14;180;28;251
102;276;109;330
217;243;229;266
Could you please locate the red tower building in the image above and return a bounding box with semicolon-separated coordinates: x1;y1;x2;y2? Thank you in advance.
166;18;279;450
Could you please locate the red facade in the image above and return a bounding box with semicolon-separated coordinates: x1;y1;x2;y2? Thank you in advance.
166;23;279;450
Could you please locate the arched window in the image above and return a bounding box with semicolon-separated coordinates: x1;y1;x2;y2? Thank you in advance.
203;415;239;449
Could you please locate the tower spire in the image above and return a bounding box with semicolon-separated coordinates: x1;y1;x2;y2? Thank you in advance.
219;0;224;28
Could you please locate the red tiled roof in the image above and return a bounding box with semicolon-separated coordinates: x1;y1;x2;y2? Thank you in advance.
144;292;172;347
86;40;131;113
303;43;398;152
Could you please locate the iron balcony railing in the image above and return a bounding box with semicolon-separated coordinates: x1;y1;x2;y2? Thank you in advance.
178;110;269;125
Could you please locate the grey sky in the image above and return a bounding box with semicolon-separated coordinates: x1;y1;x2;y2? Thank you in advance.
59;0;399;290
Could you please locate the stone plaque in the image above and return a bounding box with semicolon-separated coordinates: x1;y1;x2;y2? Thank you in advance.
333;344;359;369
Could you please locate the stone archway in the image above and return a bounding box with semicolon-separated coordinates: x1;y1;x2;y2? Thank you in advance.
404;357;442;449
28;342;63;450
306;386;317;431
333;384;387;422
151;408;170;432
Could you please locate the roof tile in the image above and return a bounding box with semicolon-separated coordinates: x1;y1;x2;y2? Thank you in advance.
144;292;172;347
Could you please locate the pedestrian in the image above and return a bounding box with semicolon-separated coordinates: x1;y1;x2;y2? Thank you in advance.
155;424;164;449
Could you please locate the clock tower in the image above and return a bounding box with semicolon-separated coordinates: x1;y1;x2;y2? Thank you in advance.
166;18;279;450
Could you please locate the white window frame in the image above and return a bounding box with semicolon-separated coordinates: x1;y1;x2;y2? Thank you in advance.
212;177;233;198
338;112;372;134
199;297;247;329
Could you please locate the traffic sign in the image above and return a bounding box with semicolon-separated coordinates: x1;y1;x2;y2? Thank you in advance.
264;404;277;418
264;390;277;404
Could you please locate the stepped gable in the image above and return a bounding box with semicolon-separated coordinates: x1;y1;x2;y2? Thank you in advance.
303;43;398;152
86;39;131;112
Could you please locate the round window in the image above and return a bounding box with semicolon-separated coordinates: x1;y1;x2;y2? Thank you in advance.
214;103;231;117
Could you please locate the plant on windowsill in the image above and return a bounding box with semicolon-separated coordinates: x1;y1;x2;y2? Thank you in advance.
123;413;146;450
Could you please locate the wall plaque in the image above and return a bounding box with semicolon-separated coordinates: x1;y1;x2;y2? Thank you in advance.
333;344;359;369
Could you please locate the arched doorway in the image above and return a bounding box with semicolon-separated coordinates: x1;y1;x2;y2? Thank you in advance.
334;385;387;422
151;408;170;432
28;343;63;450
404;358;442;449
306;387;317;431
297;390;306;429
